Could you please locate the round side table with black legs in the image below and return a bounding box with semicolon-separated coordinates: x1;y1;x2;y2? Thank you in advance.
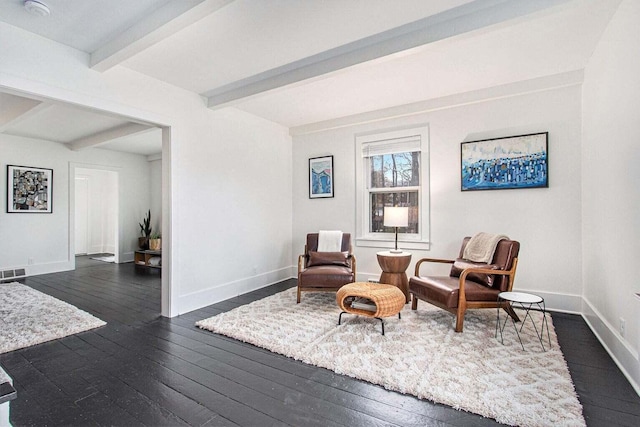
496;291;551;351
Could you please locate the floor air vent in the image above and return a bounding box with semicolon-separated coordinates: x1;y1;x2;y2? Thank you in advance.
0;268;26;282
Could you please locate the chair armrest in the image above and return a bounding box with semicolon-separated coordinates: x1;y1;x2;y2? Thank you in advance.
298;254;306;275
458;267;514;292
459;257;519;281
348;253;356;277
414;258;454;276
457;258;519;300
459;267;511;278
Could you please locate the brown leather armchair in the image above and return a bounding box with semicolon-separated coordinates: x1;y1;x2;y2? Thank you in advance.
297;233;356;303
409;237;520;332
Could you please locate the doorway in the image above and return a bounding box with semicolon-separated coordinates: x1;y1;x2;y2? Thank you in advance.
74;167;119;262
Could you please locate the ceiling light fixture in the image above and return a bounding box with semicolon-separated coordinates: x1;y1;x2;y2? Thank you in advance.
24;0;50;17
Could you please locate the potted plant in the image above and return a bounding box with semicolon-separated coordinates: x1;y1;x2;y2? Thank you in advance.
138;210;152;249
149;233;162;251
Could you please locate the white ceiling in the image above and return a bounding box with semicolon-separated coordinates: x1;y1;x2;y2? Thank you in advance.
0;0;622;156
122;0;474;94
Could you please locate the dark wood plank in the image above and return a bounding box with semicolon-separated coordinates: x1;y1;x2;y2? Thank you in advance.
101;322;433;426
0;258;638;426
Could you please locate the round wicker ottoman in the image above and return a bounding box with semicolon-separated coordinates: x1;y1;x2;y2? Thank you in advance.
336;282;405;335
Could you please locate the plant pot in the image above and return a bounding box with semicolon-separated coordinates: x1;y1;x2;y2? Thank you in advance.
138;237;149;250
149;238;161;251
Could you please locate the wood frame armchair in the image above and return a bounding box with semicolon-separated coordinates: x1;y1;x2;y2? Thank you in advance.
409;237;520;332
297;233;356;303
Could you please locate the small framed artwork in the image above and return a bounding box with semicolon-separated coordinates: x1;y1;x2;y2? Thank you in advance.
461;132;548;191
309;155;334;199
7;165;53;213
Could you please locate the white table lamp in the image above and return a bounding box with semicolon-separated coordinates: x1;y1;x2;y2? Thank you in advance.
384;206;408;253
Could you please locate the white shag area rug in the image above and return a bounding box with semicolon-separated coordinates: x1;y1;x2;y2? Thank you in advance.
0;282;106;353
196;287;585;427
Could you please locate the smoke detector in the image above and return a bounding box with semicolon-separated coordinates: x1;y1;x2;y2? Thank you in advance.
24;0;50;17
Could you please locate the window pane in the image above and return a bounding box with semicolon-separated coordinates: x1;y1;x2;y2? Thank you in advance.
370;152;419;188
370;192;419;234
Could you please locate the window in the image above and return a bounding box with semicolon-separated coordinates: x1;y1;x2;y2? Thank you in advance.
355;126;430;250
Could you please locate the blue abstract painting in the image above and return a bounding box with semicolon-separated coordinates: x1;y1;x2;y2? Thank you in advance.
309;155;334;198
461;133;548;191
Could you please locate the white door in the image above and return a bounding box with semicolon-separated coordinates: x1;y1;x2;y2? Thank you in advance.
75;176;89;255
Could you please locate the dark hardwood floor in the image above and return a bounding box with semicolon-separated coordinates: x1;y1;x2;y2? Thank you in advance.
1;257;639;426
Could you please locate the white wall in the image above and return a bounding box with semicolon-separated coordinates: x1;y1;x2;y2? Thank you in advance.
149;159;162;235
176;107;293;311
0;22;293;315
75;167;117;255
582;0;640;392
0;135;150;274
293;85;583;312
75;175;89;254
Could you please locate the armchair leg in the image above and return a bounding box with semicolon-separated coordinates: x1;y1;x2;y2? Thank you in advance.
411;294;418;310
455;306;466;332
296;287;301;303
503;304;520;322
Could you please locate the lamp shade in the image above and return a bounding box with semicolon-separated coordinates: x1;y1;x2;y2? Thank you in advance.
383;206;408;228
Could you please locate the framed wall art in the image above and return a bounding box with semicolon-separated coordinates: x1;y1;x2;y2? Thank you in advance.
461;132;548;191
309;155;334;199
7;165;53;213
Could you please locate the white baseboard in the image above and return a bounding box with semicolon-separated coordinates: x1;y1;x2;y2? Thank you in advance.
2;260;74;278
87;245;116;255
582;297;640;397
177;266;294;315
516;289;583;314
120;251;134;263
88;245;104;255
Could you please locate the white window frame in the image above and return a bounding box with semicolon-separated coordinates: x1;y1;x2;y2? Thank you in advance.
355;125;430;250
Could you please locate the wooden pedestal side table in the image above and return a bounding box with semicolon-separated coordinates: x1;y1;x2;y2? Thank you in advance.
376;251;412;303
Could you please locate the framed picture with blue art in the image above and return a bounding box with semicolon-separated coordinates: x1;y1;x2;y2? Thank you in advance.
309;155;334;199
461;132;548;191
